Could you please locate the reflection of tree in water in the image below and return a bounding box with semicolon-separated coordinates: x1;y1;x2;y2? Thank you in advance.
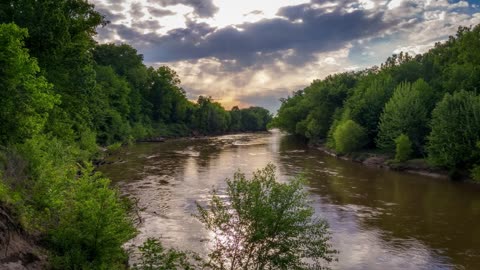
275;135;480;269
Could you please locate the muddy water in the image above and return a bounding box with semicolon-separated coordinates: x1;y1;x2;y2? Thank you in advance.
99;130;480;270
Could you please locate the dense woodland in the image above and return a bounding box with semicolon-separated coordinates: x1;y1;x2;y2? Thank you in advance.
271;25;480;181
1;0;480;269
0;1;271;269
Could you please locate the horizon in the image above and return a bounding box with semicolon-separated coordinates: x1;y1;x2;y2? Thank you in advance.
92;0;480;113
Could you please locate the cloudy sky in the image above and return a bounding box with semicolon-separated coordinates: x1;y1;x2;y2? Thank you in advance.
92;0;480;112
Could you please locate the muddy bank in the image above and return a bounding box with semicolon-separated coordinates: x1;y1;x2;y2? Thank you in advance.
0;204;47;270
315;145;449;179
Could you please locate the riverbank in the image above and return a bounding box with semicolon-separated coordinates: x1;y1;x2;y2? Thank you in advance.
0;204;48;270
315;144;450;179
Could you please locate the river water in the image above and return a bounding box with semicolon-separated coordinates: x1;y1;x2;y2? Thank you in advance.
99;130;480;270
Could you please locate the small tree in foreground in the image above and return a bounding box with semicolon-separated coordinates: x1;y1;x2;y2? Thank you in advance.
196;164;337;270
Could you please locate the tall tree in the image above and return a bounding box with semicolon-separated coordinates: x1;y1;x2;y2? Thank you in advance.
376;79;433;152
427;91;480;169
0;23;58;145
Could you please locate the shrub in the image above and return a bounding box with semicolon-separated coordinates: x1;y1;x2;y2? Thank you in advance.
196;164;336;270
49;168;136;269
333;120;367;154
394;134;413;162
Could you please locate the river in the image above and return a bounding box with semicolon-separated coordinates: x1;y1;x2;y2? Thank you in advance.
99;130;480;270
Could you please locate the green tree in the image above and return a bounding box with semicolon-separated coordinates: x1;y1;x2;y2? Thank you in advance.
333;120;367;154
229;106;243;132
0;23;58;145
302;73;357;139
93;43;151;123
273;90;309;135
149;66;189;123
341;73;394;144
376;79;433;152
49;169;136;269
196;164;336;270
0;0;106;138
92;65;132;144
193;96;230;134
427;90;480;169
394;134;413;162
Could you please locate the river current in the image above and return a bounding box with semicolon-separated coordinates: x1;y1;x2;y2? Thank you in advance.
99;130;480;270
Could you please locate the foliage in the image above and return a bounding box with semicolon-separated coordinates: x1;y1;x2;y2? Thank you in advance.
196;164;336;270
333;120;367;154
0;0;106;135
272;24;480;176
271;90;310;134
192;96;231;134
376;79;433;152
2;135;133;269
0;2;272;269
134;238;201;270
0;23;59;145
341;73;394;144
49;168;136;269
394;134;413;162
427;91;480;169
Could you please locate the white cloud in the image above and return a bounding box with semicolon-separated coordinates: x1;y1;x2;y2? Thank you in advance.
91;0;479;111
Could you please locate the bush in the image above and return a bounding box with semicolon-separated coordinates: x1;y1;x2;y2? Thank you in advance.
49;168;136;269
14;136;136;269
333;120;367;154
394;134;413;162
196;164;336;270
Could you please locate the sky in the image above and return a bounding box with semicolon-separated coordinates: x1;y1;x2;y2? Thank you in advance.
91;0;480;112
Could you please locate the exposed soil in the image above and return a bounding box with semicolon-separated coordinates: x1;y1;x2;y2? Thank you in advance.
0;205;47;270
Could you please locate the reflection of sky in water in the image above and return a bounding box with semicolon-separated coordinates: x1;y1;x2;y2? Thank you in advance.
101;131;479;270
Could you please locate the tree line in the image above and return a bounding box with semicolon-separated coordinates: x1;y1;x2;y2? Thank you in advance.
271;25;480;181
0;0;271;269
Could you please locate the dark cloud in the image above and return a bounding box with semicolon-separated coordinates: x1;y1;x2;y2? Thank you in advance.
132;20;162;31
134;3;393;69
244;10;264;16
147;0;218;17
148;6;176;17
131;2;144;19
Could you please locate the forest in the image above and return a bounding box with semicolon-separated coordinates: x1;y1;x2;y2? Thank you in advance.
271;25;480;181
0;0;271;269
1;0;480;269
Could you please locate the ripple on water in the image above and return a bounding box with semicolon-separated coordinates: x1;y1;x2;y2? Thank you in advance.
99;132;480;270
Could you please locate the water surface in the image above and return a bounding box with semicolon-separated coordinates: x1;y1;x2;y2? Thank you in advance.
100;131;480;269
